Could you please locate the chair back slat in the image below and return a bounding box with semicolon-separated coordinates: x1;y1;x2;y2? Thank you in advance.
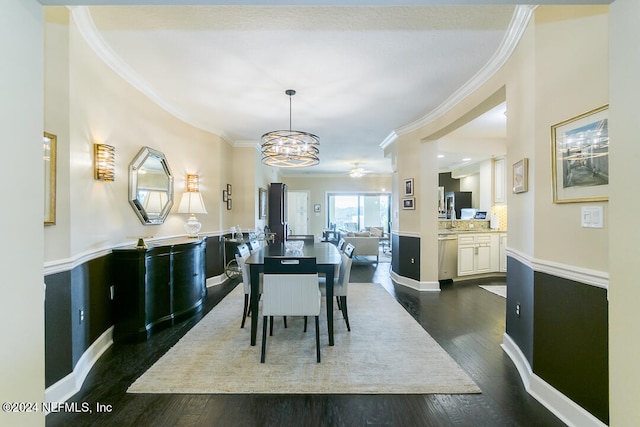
343;243;355;258
264;256;317;274
237;243;250;258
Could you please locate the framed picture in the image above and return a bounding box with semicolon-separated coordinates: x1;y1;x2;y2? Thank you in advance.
222;189;228;202
259;187;267;218
227;198;232;210
404;178;414;196
512;158;529;194
314;204;321;213
44;132;56;225
402;197;415;210
226;184;232;196
551;105;609;203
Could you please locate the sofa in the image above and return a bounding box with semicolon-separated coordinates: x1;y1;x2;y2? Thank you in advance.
342;231;380;263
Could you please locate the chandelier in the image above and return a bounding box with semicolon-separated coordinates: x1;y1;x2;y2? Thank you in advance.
261;89;320;168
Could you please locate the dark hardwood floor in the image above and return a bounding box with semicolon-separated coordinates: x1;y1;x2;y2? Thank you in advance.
47;259;565;427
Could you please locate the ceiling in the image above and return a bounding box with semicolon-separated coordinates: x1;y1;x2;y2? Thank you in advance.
64;4;522;176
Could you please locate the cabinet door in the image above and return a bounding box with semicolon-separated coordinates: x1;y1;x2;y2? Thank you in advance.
145;252;172;324
475;244;493;273
499;234;507;272
172;243;206;314
458;245;476;276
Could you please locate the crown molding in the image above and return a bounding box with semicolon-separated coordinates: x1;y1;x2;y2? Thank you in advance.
390;5;534;139
70;6;223;137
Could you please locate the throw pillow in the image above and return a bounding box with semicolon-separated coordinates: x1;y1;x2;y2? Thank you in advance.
369;227;383;237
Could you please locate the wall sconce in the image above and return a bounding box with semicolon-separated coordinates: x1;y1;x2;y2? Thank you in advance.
94;143;115;181
186;174;199;192
178;174;208;238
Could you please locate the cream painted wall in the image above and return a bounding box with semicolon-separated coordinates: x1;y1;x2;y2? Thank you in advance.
1;2;45;426
393;6;609;277
230;145;258;232
395;133;423;234
44;8;71;262
503;17;536;257
609;0;640;424
43;9;232;262
254;145;279;231
531;6;609;272
283;175;392;238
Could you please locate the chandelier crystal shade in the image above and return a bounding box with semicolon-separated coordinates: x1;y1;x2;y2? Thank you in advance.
261;89;319;168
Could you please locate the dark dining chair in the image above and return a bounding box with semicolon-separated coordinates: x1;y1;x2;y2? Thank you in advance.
261;257;321;363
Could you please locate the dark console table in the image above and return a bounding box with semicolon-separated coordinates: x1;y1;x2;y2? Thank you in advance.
111;237;207;342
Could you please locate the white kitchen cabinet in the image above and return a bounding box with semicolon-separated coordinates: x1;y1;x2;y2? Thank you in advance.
499;233;507;272
457;233;500;276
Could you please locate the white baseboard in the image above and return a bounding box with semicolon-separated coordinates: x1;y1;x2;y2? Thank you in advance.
390;270;440;291
502;333;607;427
45;326;113;406
206;274;228;288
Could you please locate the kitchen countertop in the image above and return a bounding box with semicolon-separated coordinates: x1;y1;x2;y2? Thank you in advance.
438;229;506;235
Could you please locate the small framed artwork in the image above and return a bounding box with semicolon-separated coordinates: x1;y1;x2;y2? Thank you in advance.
404;178;414;196
551;105;609;203
226;184;232;196
512;158;529;194
402;197;415;210
222;189;228;202
314;204;321;213
259;187;267;218
227;198;232;210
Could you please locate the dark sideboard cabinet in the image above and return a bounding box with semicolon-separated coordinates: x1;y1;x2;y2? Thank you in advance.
111;238;207;342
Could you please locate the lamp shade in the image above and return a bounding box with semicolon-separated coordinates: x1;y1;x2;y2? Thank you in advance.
178;191;207;214
143;191;168;214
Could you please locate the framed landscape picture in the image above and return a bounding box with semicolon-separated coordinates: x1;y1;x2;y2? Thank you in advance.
551;105;609;203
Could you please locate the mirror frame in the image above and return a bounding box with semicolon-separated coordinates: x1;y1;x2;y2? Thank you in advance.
128;146;174;225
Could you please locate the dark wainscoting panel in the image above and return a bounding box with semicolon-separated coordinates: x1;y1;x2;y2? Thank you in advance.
45;255;113;388
533;272;609;424
391;233;400;274
44;237;226;389
205;235;224;278
505;256;534;366
45;270;73;387
391;234;420;281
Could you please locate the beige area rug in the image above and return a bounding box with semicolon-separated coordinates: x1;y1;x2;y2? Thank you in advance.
128;283;480;394
479;285;507;298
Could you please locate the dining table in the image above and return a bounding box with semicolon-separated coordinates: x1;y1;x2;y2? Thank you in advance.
246;242;342;346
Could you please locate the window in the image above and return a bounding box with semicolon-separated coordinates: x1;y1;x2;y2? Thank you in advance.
327;193;390;232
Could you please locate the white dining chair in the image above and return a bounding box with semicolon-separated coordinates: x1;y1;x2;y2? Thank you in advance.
319;252;353;331
261;257;321;363
236;244;259;329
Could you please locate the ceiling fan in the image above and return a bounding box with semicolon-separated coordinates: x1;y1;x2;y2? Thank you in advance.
349;163;369;178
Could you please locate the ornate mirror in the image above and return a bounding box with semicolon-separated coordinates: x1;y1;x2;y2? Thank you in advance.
129;147;174;225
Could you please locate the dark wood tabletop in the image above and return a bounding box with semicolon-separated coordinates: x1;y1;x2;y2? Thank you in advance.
246;242;341;346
